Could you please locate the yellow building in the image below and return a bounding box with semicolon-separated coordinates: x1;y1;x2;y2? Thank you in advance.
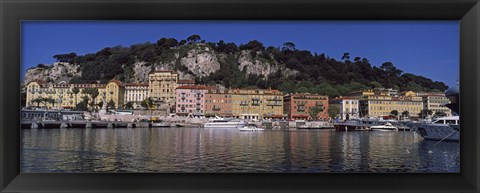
228;88;283;120
358;91;423;118
26;80;106;109
25;79;128;110
148;70;178;103
416;92;452;116
103;79;125;109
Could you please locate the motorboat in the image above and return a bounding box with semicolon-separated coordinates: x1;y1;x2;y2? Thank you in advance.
370;122;398;131
148;120;170;128
204;116;247;128
415;84;460;142
415;116;459;142
298;121;334;129
333;118;380;131
238;124;264;131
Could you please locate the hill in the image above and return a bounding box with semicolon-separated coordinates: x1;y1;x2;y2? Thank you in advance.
24;35;448;98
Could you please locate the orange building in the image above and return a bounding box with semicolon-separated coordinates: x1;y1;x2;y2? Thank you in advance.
284;93;329;120
204;87;233;117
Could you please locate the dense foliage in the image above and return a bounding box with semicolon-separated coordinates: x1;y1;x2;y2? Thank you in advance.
50;35;447;98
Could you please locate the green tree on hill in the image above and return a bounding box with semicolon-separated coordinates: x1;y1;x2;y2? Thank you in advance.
187;34;201;44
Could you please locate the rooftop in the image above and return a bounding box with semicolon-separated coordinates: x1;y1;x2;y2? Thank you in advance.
148;70;178;74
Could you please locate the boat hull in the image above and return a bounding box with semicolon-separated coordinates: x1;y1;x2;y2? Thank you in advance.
204;122;247;128
239;128;264;131
149;123;170;128
333;124;370;131
415;124;459;142
371;128;398;131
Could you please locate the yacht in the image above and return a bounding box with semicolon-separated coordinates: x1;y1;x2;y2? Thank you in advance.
148;119;170;128
333;118;381;131
238;124;265;131
370;122;398;131
204;116;247;128
415;85;460;142
415;116;459;142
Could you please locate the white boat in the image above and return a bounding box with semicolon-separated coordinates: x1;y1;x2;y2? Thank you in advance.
370;122;398;131
415;116;459;142
415;85;460;142
204;116;247;128
298;121;334;129
238;124;264;131
148;120;170;127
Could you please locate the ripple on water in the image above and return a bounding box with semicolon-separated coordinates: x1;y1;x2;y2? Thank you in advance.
20;128;459;173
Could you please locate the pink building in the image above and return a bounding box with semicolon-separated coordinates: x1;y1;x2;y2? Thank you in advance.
175;85;211;117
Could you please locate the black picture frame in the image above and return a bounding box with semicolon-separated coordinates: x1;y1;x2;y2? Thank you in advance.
1;0;479;192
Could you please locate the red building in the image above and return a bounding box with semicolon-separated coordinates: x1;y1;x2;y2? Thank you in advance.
283;93;329;120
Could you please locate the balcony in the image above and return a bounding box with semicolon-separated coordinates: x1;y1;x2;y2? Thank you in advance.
267;98;282;101
240;103;248;106
213;107;221;111
267;103;282;106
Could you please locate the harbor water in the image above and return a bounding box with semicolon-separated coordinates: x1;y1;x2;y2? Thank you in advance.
21;127;460;173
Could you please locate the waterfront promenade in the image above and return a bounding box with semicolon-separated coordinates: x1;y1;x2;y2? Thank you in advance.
21;112;207;129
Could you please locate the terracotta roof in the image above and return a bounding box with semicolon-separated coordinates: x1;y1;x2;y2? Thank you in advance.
286;93;329;98
227;88;283;95
109;79;123;86
176;85;214;90
124;83;149;87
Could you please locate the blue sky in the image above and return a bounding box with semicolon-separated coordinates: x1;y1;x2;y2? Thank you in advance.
21;21;459;87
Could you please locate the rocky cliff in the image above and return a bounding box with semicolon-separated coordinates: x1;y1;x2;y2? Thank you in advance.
24;45;281;84
24;62;81;84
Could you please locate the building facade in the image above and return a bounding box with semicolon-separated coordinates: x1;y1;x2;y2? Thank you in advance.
177;79;195;86
124;83;149;109
26;80;106;109
104;79;125;109
175;85;210;117
357;92;423;118
417;92;452;117
204;87;233;117
330;97;359;120
148;70;178;103
283;93;329;120
229;89;283;120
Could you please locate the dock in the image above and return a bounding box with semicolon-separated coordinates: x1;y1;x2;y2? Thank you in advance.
21;120;149;129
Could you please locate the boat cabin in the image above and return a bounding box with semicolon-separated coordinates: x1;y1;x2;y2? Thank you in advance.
432;116;459;125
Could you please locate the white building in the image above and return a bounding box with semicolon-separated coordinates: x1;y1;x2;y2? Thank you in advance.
330;97;360;120
124;83;149;109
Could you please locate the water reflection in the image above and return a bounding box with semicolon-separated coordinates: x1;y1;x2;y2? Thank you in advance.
21;128;459;173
